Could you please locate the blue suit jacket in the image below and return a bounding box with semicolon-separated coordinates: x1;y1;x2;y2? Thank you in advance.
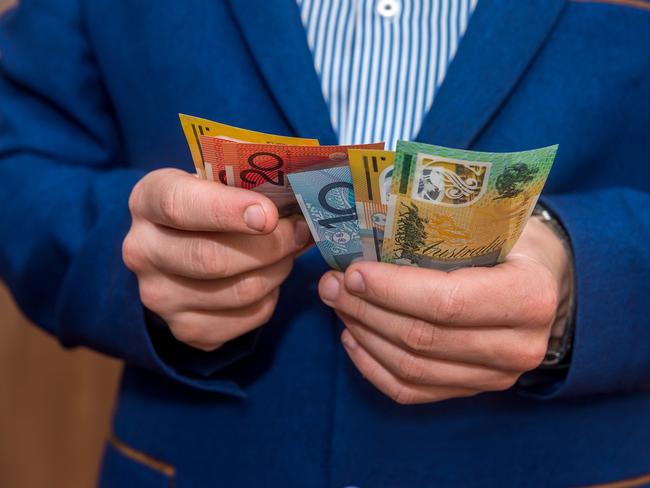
1;1;649;486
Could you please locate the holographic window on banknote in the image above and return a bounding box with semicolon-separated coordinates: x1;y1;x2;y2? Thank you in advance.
379;165;394;205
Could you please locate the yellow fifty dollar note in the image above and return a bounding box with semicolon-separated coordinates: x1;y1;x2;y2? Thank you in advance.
382;141;558;270
179;114;320;178
348;149;395;261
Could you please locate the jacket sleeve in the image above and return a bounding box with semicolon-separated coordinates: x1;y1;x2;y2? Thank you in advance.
521;188;650;399
0;0;249;397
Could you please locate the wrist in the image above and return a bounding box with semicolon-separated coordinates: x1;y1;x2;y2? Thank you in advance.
530;217;570;325
532;205;576;368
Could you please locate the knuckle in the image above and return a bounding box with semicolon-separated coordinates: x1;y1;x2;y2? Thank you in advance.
351;297;368;322
514;340;547;371
184;238;228;278
538;285;560;325
169;320;204;346
401;318;436;354
128;179;145;216
277;256;296;282
397;351;426;383
391;384;415;405
258;291;279;323
138;279;165;311
434;279;465;323
206;187;224;214
522;271;559;326
349;295;369;320
206;190;242;232
232;273;268;306
380;265;408;302
273;222;294;257
239;290;279;330
159;180;184;226
122;233;146;271
206;192;233;230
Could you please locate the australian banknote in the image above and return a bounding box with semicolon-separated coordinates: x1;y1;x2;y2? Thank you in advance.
179;114;319;178
200;137;383;215
348;149;396;261
381;141;558;270
288;166;363;270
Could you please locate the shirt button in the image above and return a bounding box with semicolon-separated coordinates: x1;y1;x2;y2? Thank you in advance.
376;0;401;18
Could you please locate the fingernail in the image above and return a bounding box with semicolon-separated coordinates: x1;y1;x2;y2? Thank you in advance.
342;331;358;350
243;204;267;232
320;275;340;302
346;270;366;294
294;219;311;248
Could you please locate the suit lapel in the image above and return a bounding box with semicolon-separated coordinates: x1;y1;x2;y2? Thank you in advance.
417;0;567;149
225;0;338;145
226;0;567;149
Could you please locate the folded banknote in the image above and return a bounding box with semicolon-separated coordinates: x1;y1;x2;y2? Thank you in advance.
381;141;558;270
179;113;319;178
199;137;383;216
348;149;395;261
288;166;363;270
178;116;558;273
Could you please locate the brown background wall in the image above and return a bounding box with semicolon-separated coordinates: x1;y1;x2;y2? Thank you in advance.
0;283;121;488
0;5;122;486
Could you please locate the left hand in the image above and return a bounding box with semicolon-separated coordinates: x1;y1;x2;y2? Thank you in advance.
318;217;572;404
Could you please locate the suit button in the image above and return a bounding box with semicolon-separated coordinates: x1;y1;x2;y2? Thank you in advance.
376;0;401;18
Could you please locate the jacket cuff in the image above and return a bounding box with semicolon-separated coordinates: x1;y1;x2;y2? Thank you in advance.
518;190;650;399
145;309;261;380
55;170;247;397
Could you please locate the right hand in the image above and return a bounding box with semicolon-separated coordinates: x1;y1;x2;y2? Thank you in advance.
122;168;311;351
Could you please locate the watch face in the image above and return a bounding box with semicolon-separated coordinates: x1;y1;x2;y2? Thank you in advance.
541;323;573;369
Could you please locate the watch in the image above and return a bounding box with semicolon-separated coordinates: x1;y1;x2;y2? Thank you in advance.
532;204;576;369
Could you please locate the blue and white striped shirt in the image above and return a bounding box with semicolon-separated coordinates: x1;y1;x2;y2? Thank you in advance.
297;0;478;149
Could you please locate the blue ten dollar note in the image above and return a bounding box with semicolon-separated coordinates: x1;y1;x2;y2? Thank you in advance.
288;167;363;270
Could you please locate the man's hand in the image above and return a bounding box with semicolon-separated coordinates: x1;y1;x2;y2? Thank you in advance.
123;168;311;352
318;218;571;404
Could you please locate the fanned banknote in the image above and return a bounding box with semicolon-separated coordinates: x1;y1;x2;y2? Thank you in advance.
200;137;383;215
288;167;363;270
179;114;319;178
348;149;396;261
382;141;558;270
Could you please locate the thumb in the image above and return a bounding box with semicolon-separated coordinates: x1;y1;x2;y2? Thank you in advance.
133;168;280;234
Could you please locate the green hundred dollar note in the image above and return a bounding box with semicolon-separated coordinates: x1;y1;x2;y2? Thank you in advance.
288;167;363;271
382;141;558;270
